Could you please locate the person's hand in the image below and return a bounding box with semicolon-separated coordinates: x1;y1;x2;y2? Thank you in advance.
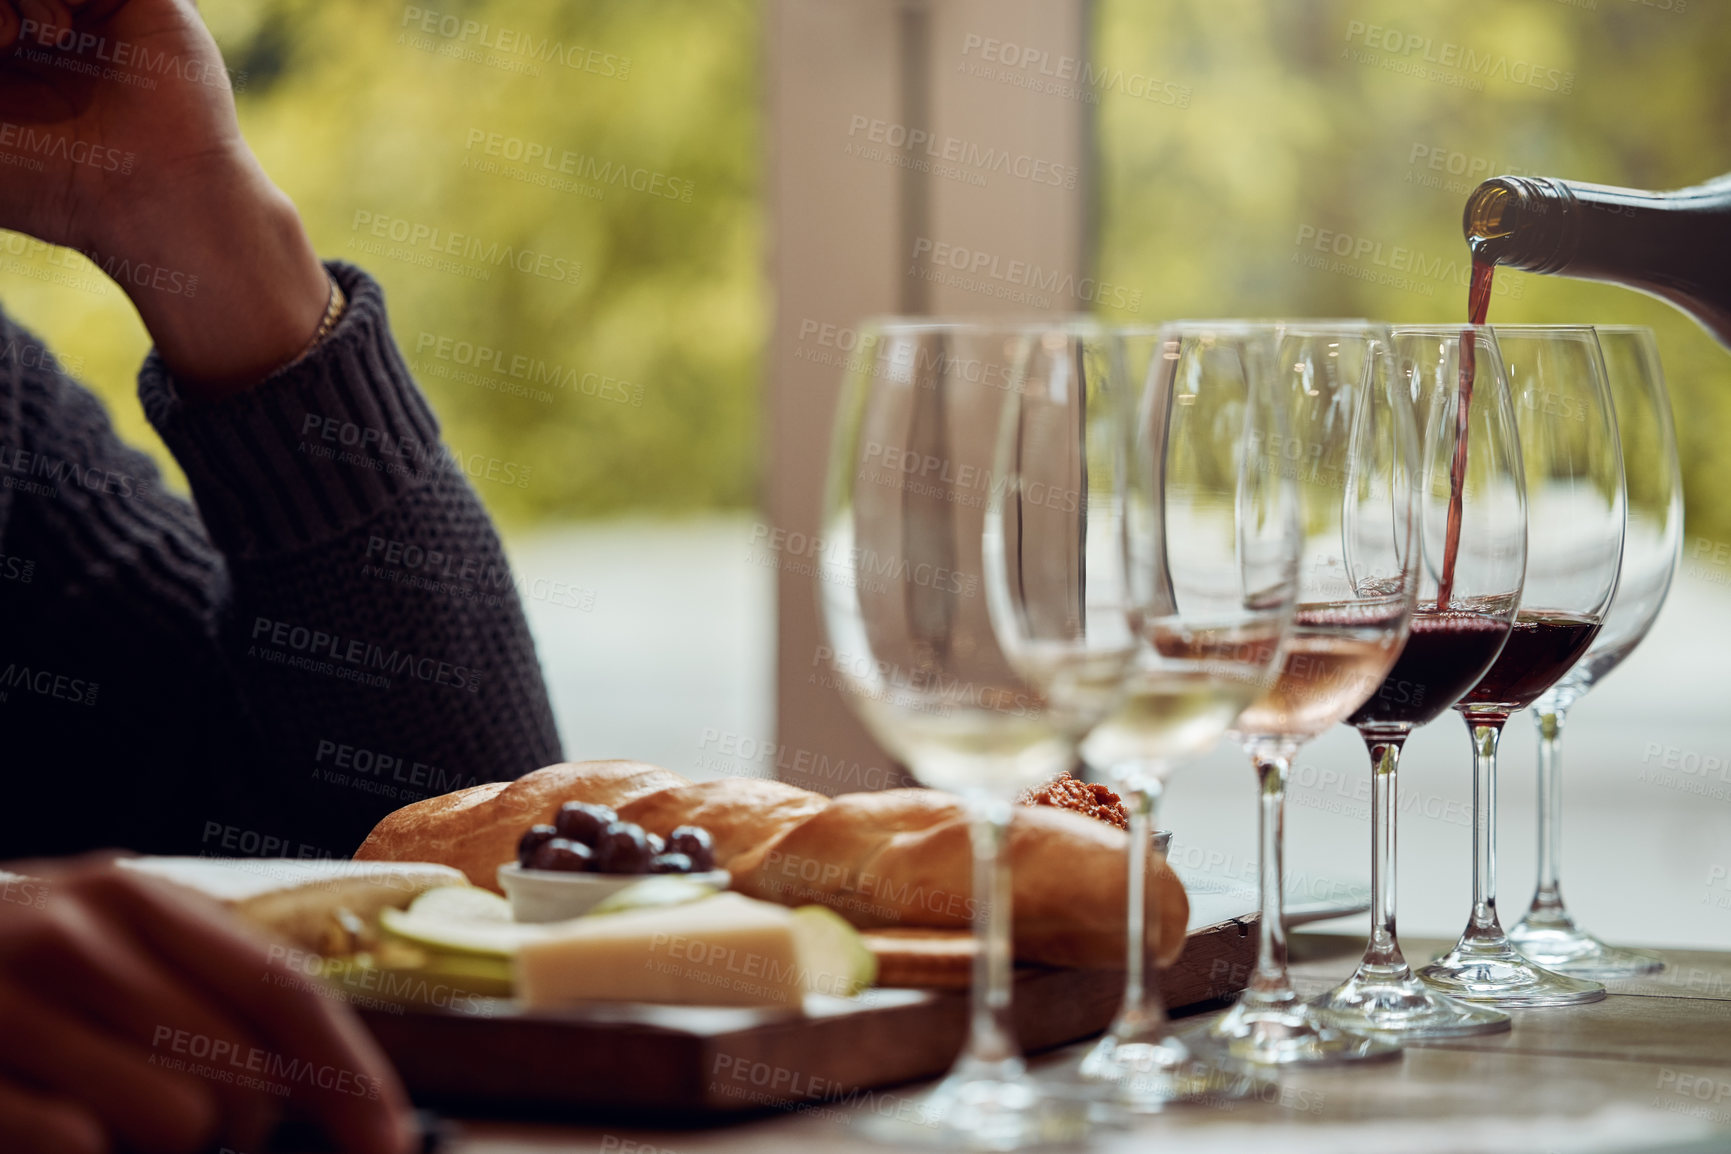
0;857;416;1154
0;0;330;393
0;0;236;257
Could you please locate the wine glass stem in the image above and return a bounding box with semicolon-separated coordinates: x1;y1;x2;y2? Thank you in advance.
1247;746;1298;1008
1529;708;1569;920
1363;731;1410;971
1114;778;1169;1038
1468;718;1508;940
961;801;1023;1076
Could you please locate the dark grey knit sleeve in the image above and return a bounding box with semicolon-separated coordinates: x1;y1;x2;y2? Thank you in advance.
138;261;563;855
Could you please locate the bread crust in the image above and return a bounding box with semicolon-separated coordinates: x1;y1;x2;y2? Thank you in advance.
616;779;829;876
353;761;686;891
354;762;1189;969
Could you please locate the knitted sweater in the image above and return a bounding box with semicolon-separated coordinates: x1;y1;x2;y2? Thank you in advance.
0;262;562;860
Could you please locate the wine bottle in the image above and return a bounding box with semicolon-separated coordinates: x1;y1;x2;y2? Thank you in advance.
1463;173;1731;347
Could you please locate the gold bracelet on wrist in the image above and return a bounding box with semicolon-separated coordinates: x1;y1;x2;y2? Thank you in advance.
280;274;347;372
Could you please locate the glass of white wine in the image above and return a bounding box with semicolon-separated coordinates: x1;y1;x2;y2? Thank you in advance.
1023;323;1302;1109
817;320;1130;1149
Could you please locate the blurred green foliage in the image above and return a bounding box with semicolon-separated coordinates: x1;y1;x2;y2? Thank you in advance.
1095;0;1731;547
7;0;1730;551
0;0;762;530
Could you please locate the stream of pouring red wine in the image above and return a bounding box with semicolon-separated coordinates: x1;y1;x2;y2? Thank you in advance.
1436;254;1496;608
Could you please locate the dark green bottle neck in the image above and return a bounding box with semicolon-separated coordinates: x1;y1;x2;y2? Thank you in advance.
1464;173;1731;279
1462;176;1580;273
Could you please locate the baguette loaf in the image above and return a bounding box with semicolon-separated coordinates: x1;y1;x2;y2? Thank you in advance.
354;761;1188;969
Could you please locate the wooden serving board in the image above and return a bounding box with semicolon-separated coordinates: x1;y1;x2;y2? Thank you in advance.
357;914;1256;1119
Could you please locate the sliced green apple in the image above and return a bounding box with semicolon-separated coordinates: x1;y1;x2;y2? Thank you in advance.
791;905;877;996
379;905;550;958
587;876;725;917
406;884;513;923
320;952;514;1001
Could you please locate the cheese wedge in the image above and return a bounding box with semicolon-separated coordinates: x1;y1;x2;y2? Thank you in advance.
517;893;811;1009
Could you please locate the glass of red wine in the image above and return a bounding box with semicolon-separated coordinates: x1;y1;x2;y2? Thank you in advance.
1417;324;1624;1008
1508;326;1682;978
1313;325;1525;1039
1187;321;1421;1066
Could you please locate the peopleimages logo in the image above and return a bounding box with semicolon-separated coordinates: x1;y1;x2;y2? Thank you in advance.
0;444;137;498
746;523;979;598
1343;21;1576;94
413;331;644;406
0;663;98;706
299;412;535;490
0;121;134;173
248;616;484;694
150;1027;383;1100
958;34;1191;108
811;645;1040;719
400;6;631;78
13;18;245;91
1292;223;1525;300
314;739;483;796
1407;143;1538;186
845;115;1078;189
462;129;695;202
910;236;1142;310
348;210;582;286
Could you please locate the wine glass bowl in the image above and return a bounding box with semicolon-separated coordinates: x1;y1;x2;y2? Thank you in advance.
1509;325;1683;978
1417;324;1624;1008
982;325;1141;738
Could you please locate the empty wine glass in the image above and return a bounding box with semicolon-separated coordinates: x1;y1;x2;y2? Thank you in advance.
1313;326;1525;1039
1190;321;1421;1066
1418;324;1622;1008
1034;323;1301;1108
818;319;1126;1149
1509;325;1681;978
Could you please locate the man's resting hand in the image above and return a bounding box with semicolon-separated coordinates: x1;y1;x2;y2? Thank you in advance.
0;858;415;1154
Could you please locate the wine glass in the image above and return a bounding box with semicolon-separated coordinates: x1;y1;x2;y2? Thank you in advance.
1190;321;1421;1066
1417;324;1623;1007
818;319;1126;1148
1313;326;1525;1039
1040;322;1299;1108
1509;325;1681;977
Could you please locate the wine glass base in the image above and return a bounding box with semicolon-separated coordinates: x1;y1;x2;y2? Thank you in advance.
1313;968;1511;1039
1418;937;1606;1007
1509;922;1666;979
849;1068;1093;1151
1185;1001;1402;1067
1075;1031;1266;1113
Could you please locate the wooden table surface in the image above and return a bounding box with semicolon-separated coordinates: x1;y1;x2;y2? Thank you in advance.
421;932;1731;1153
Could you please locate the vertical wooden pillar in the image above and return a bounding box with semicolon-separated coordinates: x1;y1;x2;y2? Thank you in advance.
766;0;1092;794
